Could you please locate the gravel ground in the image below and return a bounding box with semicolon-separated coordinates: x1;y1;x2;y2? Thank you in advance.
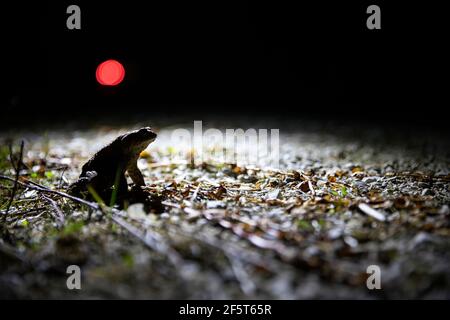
1;117;449;299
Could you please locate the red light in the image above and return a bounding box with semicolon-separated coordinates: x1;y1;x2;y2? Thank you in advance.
96;59;125;86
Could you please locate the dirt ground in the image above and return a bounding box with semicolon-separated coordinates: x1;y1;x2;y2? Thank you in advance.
1;117;449;299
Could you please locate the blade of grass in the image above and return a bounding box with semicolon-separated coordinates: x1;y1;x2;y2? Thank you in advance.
110;166;122;207
87;185;105;205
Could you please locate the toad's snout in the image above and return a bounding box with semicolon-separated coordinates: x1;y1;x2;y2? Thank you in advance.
139;127;157;140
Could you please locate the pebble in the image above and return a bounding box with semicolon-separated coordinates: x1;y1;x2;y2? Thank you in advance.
362;176;378;183
421;188;434;196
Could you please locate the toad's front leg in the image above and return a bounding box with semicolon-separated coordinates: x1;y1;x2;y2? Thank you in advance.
127;161;145;186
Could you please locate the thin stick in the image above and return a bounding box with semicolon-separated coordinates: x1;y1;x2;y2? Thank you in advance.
4;207;46;217
0;174;100;210
41;195;65;227
165;224;279;272
112;215;182;266
308;180;316;197
0;174;194;277
112;215;199;281
358;203;386;222
190;184;201;202
58;166;67;189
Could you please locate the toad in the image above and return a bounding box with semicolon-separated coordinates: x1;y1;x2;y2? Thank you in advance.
68;127;157;201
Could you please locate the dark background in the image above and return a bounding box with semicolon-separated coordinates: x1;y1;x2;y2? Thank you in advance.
3;1;449;127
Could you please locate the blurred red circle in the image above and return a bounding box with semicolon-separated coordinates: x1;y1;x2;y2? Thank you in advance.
96;59;125;86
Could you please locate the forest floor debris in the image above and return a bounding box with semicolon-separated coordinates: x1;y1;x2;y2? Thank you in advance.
1;120;449;298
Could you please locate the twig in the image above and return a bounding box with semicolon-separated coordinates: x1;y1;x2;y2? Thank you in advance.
190;184;201;202
165;224;280;272
308;180;316;197
0;174;100;210
5;141;24;215
58;166;68;189
3;207;46;217
112;215;182;266
111;215;198;281
358;203;386;222
0;174;196;280
41;195;65;227
161;201;181;209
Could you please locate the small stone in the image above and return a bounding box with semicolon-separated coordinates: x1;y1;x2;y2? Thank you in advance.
362;176;378;183
344;236;359;248
354;181;368;193
421;188;433;196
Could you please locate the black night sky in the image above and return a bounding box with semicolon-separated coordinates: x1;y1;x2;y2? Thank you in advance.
3;1;449;126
